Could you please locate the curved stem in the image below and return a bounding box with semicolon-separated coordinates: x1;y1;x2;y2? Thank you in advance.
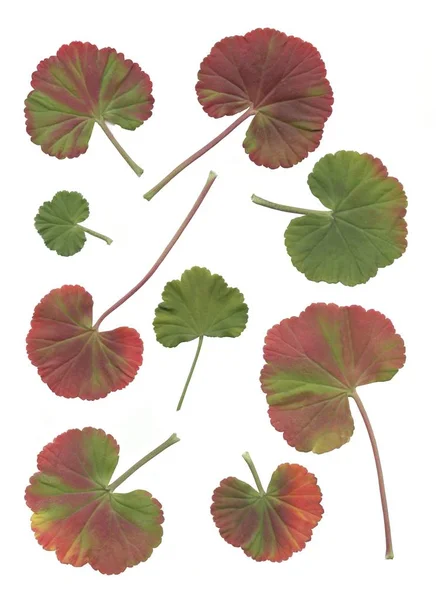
144;108;254;200
108;433;180;492
351;390;394;559
80;226;113;245
94;171;218;329
176;336;204;411
242;452;265;496
97;120;144;177
251;194;329;217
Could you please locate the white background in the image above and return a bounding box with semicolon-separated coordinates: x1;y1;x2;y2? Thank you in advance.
2;0;434;598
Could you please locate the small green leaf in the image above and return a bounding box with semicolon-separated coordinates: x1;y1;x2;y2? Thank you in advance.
153;266;248;409
35;191;113;256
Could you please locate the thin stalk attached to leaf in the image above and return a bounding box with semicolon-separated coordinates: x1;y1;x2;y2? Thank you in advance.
80;226;113;246
94;171;218;329
177;336;204;411
97;120;144;177
242;452;265;496
144;109;253;200
108;433;180;492
252;194;329;217
351;390;394;560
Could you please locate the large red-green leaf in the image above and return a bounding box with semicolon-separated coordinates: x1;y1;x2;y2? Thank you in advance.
26;285;143;400
25;428;166;574
143;29;333;200
261;303;405;453
211;458;323;562
25;42;153;174
197;28;333;168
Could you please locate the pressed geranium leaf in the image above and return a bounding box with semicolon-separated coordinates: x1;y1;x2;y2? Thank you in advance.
35;191;112;256
261;303;406;558
26;173;217;401
211;452;323;562
26;285;143;400
144;28;333;199
153;266;248;409
26;428;180;574
253;151;407;286
25;41;154;176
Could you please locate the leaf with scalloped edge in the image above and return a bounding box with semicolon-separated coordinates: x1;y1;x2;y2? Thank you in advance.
35;191;113;256
144;28;333;200
26;428;179;574
211;452;323;562
261;302;406;559
25;41;153;176
26;285;143;400
253;151;407;286
153;266;248;409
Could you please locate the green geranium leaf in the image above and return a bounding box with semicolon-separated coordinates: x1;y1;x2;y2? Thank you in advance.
35;191;113;256
253;151;408;286
154;266;248;409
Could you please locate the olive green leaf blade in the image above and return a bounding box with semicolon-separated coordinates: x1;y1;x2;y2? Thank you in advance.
285;151;407;285
153;267;248;409
153;266;248;347
35;191;112;256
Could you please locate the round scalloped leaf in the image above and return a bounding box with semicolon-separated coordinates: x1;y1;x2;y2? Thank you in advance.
153;266;248;347
35;191;112;256
26;285;143;400
211;463;323;562
25;41;153;160
25;428;163;574
197;28;333;168
261;303;406;453
285;151;407;285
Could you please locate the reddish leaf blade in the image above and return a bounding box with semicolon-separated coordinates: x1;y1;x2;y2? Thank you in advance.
212;463;323;561
26;428;163;574
25;42;153;159
197;28;333;168
261;303;406;453
26;285;143;400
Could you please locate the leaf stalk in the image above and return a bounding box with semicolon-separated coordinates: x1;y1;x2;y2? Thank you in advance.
351;390;394;559
144;109;253;200
94;171;218;329
176;336;204;411
108;433;180;492
80;226;113;245
251;194;329;217
97;120;144;177
242;452;265;496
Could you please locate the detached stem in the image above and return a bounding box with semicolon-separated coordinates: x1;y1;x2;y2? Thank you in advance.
80;226;113;245
97;120;144;177
251;194;328;217
94;171;218;329
242;452;265;495
144;108;253;200
108;433;180;492
351;390;394;559
176;336;204;411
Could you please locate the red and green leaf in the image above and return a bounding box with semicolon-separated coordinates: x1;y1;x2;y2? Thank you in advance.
261;303;405;452
26;428;180;574
144;28;333;199
211;454;323;562
25;42;153;175
261;303;406;558
26;285;143;400
197;28;333;168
